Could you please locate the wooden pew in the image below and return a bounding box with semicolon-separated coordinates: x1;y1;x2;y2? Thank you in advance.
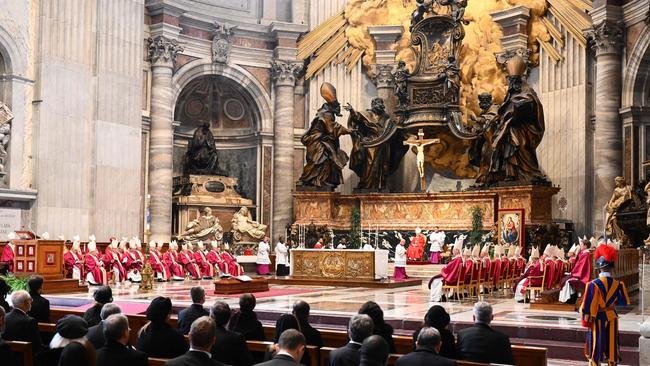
148;358;167;366
7;341;33;366
49;308;547;366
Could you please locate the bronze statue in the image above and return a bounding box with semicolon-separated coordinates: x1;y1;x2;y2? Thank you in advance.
482;55;547;185
394;61;409;110
178;207;224;242
469;93;499;185
345;98;408;191
297;83;351;190
184;121;227;176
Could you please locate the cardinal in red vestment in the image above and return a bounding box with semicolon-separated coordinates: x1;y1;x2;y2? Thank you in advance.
428;241;464;302
149;241;171;281
123;239;143;282
406;228;426;261
194;241;215;279
103;238;126;283
219;245;244;276
84;240;108;285
514;246;543;302
163;241;185;280
64;236;85;280
0;232;16;272
559;238;592;303
207;243;229;276
179;242;201;280
542;245;556;290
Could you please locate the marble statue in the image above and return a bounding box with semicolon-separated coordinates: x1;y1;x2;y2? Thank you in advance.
481;55;547;185
345;98;407;190
403;129;440;191
297;82;351;190
0;103;12;187
231;206;267;241
184;121;227;176
605;176;633;241
178;207;224;242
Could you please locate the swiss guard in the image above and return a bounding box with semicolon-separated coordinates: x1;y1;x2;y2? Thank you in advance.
579;243;630;366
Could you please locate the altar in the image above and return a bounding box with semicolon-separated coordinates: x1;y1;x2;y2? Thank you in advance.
290;249;388;280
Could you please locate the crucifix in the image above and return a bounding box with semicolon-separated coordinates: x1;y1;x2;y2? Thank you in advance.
403;129;440;191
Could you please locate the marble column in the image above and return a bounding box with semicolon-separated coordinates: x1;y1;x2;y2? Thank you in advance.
271;60;303;239
147;36;183;242
586;20;623;232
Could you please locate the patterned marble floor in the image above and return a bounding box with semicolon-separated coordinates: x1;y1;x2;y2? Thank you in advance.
46;278;644;334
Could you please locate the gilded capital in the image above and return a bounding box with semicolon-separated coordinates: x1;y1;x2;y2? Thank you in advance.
586;21;623;56
147;36;184;66
271;60;303;87
372;64;395;89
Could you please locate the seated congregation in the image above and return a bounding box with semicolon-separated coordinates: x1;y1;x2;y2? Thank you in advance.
0;277;528;366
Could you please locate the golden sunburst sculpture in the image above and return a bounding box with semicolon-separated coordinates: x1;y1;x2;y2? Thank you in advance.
299;0;592;121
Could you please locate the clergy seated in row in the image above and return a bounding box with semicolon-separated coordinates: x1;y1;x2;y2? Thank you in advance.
559;238;592;304
406;227;426;261
428;240;464;302
514;247;543;303
123;239;143;283
479;245;492;291
541;244;556;290
207;241;244;277
164;241;186;281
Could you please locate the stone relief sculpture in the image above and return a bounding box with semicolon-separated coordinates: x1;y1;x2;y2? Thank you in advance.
345;98;407;191
184;121;227;176
297;83;351;190
212;22;236;64
231;206;267;241
178;207;224;242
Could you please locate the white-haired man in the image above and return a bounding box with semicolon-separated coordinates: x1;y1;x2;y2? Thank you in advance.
85;238;108;285
3;290;43;355
457;301;513;364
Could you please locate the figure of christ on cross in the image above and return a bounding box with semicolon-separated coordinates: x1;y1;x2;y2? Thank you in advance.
403;129;440;191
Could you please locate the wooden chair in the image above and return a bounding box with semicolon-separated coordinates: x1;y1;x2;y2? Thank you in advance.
527;262;548;302
467;260;481;298
7;341;33;366
442;260;466;302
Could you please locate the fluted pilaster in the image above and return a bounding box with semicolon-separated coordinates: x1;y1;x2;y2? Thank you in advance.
147;36;183;241
271;60;303;238
586;21;623;232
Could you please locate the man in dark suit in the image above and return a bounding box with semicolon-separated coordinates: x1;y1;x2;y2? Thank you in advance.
27;275;50;323
457;301;514;365
210;301;254;366
96;313;148;366
359;335;389;366
87;303;122;349
166;316;226;366
0;306;18;366
84;286;113;327
396;327;455;366
255;329;305;366
177;286;208;335
329;314;373;366
3;290;43;354
292;300;324;347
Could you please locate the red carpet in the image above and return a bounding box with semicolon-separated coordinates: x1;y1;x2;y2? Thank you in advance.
219;288;318;299
71;301;151;315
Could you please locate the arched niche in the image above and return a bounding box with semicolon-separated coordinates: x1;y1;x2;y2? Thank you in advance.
172;74;261;207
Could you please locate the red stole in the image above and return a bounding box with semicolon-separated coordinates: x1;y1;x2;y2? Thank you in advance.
441;255;463;285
